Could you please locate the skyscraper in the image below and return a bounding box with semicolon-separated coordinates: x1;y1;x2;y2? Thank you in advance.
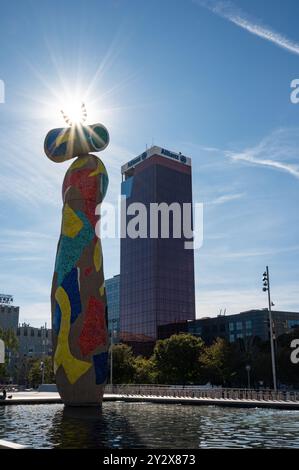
120;146;195;353
106;274;120;343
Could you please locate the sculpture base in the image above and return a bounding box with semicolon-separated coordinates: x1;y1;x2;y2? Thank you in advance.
55;364;105;406
63;402;103;407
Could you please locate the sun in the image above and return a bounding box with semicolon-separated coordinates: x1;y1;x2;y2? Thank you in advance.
60;99;87;126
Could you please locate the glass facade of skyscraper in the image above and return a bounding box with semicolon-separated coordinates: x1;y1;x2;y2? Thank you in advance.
120;146;195;351
106;274;120;343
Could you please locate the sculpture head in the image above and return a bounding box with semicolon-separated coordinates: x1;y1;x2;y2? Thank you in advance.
44;123;109;163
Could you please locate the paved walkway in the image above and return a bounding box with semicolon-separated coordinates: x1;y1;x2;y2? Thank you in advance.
1;391;299;409
0;391;62;405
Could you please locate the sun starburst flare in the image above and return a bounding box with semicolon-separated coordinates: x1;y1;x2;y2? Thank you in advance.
60;101;88;126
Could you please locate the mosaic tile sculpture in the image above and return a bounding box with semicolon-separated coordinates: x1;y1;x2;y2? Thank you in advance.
44;120;109;405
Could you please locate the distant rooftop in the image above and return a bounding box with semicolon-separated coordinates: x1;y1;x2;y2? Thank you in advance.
0;294;13;305
195;308;299;321
121;146;191;175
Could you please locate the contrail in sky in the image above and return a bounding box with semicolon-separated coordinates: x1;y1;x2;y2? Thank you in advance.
195;0;299;56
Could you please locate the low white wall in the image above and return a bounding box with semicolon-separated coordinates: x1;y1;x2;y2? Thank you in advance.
38;384;57;392
0;439;26;449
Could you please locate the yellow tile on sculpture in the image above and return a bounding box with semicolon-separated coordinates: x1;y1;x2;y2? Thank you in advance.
93;241;102;272
62;204;83;238
55;128;71;147
54;286;91;384
99;283;105;296
69;156;89;171
89;160;106;177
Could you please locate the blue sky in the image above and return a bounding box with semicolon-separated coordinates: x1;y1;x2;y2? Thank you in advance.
0;0;299;325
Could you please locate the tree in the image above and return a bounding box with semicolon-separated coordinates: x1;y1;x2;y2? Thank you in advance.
28;356;55;388
111;344;135;384
16;356;35;387
233;331;299;389
230;336;265;388
275;328;299;388
133;356;156;384
201;338;237;386
153;333;205;384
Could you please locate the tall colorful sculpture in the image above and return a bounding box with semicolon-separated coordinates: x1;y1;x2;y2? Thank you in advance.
44;108;110;406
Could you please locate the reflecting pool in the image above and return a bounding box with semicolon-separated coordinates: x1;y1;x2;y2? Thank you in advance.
0;402;298;448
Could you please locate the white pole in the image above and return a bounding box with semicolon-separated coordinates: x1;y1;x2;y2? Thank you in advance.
110;329;113;386
0;339;4;364
266;266;277;391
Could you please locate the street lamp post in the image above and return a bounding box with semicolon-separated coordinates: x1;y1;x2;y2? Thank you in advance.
40;361;45;385
262;266;277;391
110;321;117;387
110;331;113;386
0;339;4;365
245;364;251;389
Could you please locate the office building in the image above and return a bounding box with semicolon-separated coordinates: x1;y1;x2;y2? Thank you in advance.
16;324;52;358
120;146;195;353
106;274;120;343
158;309;299;344
0;294;19;331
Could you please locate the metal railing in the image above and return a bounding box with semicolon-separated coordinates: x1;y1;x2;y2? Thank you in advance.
104;384;299;402
0;384;19;392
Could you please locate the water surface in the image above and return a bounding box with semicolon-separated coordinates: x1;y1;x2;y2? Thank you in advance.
0;402;298;448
